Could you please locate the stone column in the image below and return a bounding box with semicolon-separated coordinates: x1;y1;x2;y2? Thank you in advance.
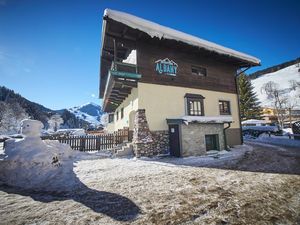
132;109;154;157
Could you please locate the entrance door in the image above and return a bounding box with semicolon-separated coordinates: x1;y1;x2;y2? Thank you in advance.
205;134;219;151
168;124;181;157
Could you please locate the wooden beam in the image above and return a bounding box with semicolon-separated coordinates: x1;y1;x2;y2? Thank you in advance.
112;87;132;94
114;80;138;88
122;27;128;38
106;32;137;43
110;92;128;98
108;98;123;104
109;94;127;101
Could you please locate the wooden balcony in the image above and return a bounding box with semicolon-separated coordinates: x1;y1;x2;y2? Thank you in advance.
103;61;141;112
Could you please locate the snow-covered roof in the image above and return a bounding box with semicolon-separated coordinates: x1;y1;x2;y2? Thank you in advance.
103;9;260;66
168;116;233;125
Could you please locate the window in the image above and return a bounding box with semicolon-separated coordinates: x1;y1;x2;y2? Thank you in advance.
108;114;114;123
121;108;124;119
191;65;207;76
205;134;219;151
116;111;119;120
219;100;231;115
185;93;205;116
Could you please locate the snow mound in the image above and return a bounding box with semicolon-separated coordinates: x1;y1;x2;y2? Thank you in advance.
0;119;95;191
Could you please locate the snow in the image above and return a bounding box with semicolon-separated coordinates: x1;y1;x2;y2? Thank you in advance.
170;115;233;124
68;103;101;127
56;128;86;136
242;119;268;125
103;9;260;65
251;64;300;108
139;144;253;167
250;136;300;148
242;125;279;132
122;49;136;64
283;127;293;134
80;102;100;108
1;138;300;224
0;119;105;191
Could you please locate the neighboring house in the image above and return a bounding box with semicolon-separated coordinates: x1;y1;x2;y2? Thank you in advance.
262;107;300;127
99;9;260;157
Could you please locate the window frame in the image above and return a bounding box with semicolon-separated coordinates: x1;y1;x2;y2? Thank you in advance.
219;100;231;115
191;65;207;77
185;93;205;116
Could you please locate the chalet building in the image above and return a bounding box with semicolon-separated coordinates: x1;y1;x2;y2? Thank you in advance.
99;9;260;157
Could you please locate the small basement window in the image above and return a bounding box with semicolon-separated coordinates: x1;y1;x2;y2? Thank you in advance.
205;134;219;151
219;100;231;115
185;93;205;116
191;65;207;76
108;114;114;123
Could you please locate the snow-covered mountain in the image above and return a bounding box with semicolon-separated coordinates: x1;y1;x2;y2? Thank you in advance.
250;62;300;109
67;102;103;127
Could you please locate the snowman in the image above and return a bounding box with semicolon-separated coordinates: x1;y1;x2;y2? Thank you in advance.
0;119;82;191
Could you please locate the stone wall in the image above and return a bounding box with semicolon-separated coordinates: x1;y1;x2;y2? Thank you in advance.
225;128;242;146
150;130;169;155
132;109;153;157
181;123;225;156
132;109;169;157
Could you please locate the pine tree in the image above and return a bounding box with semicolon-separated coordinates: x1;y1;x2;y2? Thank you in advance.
238;73;262;120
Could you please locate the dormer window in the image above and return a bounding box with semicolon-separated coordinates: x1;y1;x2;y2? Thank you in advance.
191;65;207;76
185;93;205;116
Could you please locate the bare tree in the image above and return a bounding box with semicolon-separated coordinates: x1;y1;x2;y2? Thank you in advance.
100;113;108;127
261;81;291;129
48;114;63;132
289;79;300;91
0;102;29;134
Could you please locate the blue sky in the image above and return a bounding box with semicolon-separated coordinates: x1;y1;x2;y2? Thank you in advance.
0;0;299;110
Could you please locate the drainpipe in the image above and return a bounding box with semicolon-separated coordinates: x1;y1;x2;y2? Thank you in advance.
223;122;231;150
235;66;251;145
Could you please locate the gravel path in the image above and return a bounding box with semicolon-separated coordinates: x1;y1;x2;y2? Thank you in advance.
0;142;299;225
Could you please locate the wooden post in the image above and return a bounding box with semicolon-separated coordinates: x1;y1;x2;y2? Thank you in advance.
289;107;292;128
80;136;86;151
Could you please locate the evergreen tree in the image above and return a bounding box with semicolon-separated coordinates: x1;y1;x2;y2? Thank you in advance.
238;73;262;120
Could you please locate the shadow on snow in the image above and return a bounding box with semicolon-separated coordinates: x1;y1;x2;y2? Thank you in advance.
0;182;140;222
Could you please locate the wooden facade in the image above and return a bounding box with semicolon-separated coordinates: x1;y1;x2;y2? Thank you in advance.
136;40;239;94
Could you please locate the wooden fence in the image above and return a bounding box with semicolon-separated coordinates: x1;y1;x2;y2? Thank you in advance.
42;128;133;151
